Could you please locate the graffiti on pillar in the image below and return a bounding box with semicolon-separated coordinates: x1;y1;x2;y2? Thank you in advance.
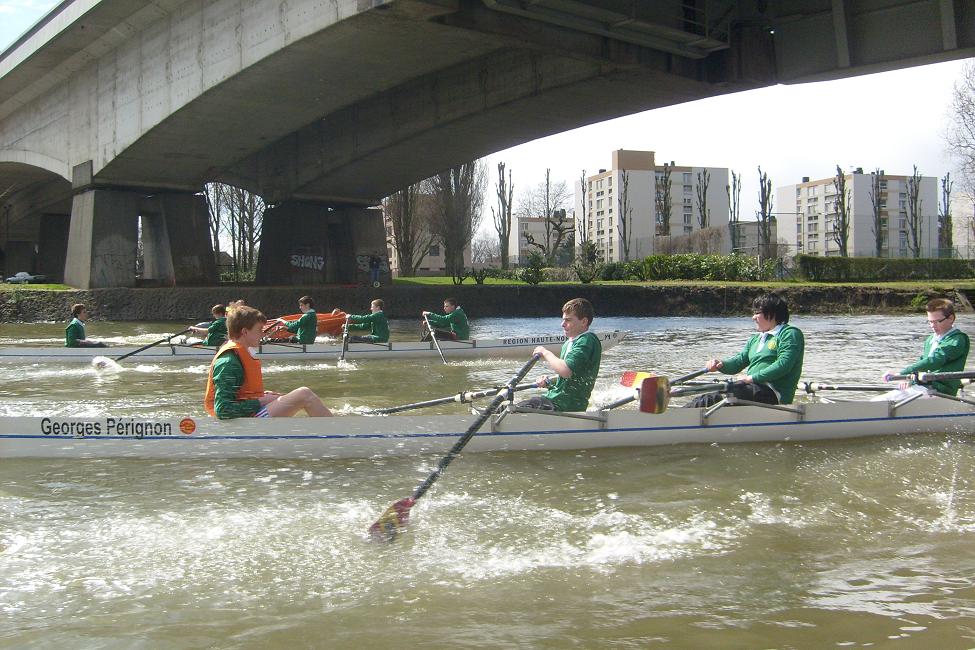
290;247;325;271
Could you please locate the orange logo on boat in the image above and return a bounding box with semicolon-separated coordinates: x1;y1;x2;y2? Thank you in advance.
179;418;196;435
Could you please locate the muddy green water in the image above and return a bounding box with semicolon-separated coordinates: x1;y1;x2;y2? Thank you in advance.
1;315;974;648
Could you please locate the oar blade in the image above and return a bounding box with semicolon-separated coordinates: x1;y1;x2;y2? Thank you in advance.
639;376;671;414
368;497;416;544
620;370;657;387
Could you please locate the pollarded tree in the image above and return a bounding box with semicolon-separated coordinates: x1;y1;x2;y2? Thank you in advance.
939;172;953;255
726;170;741;252
757;167;774;259
618;170;634;261
830;165;852;257
491;161;514;269
867;169;885;257
695;169;711;230
904;165;925;258
519;169;573;265
576;169;590;249
655;163;673;236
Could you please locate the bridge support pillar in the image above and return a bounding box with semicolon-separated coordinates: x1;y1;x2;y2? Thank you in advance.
255;202;389;286
142;193;217;286
64;189;140;289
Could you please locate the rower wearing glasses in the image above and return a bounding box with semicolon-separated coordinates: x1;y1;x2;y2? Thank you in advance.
881;298;970;396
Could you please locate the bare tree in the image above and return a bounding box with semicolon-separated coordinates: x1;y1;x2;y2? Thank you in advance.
727;170;741;252
617;170;634;261
947;61;975;192
830;165;852;257
576;169;590;248
384;183;437;277
939;172;954;256
429;160;487;280
208;183;264;279
655;163;673;236
695;169;711;230
203;183;226;267
471;232;500;266
519;169;572;265
868;169;885;257
491;161;514;270
757;167;774;259
905;164;924;258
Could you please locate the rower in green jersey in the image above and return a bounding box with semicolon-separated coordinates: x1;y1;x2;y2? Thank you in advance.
276;295;318;344
519;298;602;412
421;297;469;341
691;293;805;407
187;304;228;346
65;303;106;348
347;298;390;343
880;297;970;397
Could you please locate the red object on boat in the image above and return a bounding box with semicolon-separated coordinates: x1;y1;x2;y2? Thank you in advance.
264;310;347;341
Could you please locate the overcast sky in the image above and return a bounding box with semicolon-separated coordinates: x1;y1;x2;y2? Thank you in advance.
2;2;971;231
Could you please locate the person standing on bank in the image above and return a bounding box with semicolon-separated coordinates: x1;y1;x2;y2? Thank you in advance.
421;297;469;341
65;303;106;348
692;293;805;408
278;296;317;344
347;298;390;343
880;297;970;397
520;298;602;412
204;305;332;418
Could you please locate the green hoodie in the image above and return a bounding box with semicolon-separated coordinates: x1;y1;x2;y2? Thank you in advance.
900;327;970;395
426;306;469;340
720;323;805;405
348;310;390;343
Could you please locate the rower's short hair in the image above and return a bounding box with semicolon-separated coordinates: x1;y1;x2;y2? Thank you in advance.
562;298;594;325
927;298;955;317
299;295;314;308
443;297;458;308
372;298;384;310
228;305;267;338
71;303;86;317
211;304;226;317
752;293;789;324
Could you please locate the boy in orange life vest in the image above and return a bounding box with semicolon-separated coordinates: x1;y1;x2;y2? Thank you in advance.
204;305;332;418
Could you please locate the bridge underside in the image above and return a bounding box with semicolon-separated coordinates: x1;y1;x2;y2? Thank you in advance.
0;0;973;287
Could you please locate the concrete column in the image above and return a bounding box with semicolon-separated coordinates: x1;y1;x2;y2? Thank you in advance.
156;193;217;285
64;189;140;289
38;213;71;282
140;207;176;287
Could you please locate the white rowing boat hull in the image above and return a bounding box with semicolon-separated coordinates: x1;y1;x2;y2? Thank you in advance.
0;331;627;363
2;398;973;459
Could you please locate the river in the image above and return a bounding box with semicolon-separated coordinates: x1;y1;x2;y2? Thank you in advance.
1;314;974;648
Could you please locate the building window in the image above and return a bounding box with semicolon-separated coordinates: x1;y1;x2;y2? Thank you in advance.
607;177;612;187
682;173;691;183
428;245;440;257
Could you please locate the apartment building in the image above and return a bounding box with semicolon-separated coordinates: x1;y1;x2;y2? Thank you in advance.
574;149;730;262
732;220;778;257
511;213;575;265
778;171;939;258
950;192;975;258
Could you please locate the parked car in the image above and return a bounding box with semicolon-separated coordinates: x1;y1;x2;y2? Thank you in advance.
4;271;47;284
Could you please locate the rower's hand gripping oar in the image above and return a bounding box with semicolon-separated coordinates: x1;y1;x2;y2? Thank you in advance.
368;354;540;543
423;313;448;365
112;327;194;362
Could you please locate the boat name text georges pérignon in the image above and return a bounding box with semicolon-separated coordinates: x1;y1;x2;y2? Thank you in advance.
40;418;174;438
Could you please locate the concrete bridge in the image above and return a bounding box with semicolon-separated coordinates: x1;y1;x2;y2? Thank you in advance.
1;0;973;288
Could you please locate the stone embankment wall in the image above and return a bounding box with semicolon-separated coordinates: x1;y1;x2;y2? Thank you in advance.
0;284;968;322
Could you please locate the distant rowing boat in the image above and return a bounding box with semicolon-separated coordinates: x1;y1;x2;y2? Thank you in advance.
3;395;973;458
0;330;628;363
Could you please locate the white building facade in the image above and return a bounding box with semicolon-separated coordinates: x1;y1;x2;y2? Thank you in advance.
574;150;730;262
511;214;575;265
778;171;939;258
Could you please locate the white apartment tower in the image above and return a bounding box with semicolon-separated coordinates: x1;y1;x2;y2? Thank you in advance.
574;150;730;262
778;171;939;258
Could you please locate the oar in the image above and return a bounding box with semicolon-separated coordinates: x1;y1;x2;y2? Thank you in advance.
372;383;537;415
112;328;193;362
339;317;351;361
423;313;448;365
603;368;708;410
803;381;892;393
887;370;975;383
369;354;540;543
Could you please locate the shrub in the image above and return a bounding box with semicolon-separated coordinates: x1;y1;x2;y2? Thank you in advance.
796;255;975;282
519;251;546;285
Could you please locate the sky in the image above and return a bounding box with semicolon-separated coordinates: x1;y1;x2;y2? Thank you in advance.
1;1;972;233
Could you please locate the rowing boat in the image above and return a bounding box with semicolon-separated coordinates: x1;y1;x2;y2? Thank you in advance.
0;330;627;364
3;394;973;458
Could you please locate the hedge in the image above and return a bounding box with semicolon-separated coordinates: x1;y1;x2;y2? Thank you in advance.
795;255;975;282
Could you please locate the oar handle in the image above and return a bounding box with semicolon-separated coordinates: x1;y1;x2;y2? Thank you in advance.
669;381;737;397
803;381;892;393
672;368;709;386
371;383;537;415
